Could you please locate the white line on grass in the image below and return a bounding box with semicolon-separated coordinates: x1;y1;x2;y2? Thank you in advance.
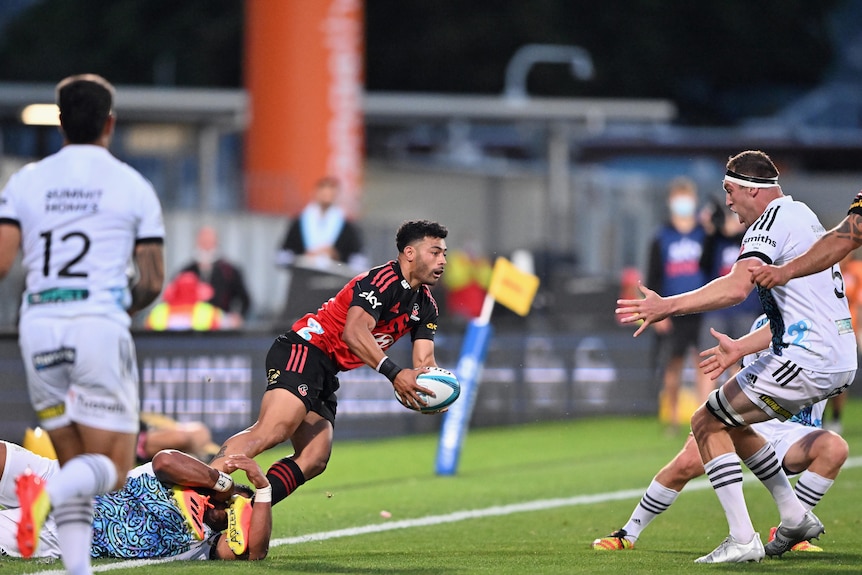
32;455;862;574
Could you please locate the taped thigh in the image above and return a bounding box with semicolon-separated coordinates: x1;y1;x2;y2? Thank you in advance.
706;387;746;427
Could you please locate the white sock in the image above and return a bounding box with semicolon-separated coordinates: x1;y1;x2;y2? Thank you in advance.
794;470;834;511
704;453;755;542
54;495;95;575
622;480;679;540
46;454;117;507
743;443;805;526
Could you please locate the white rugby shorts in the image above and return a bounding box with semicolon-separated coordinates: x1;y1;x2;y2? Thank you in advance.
752;419;823;475
19;316;140;433
734;353;854;422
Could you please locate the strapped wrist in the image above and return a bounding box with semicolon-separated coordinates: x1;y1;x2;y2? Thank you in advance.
214;471;233;493
255;484;272;503
376;356;402;383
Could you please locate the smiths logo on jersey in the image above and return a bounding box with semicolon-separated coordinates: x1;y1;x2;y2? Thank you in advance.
849;190;862;217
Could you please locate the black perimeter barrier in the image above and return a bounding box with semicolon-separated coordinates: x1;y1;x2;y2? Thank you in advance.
0;326;658;446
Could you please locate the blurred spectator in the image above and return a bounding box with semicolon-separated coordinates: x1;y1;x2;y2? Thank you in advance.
179;225;251;328
645;177;707;434
276;176;367;272
441;236;492;321
144;271;224;330
694;197;761;401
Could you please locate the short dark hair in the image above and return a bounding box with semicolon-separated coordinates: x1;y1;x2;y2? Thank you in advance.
56;74;114;144
727;150;779;180
396;220;448;252
236;483;254;499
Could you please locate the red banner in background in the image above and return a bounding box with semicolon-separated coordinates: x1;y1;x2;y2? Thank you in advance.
244;0;364;218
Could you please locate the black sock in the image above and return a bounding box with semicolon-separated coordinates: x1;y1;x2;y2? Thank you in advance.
266;457;306;505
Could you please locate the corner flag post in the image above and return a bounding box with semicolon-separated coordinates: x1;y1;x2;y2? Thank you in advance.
435;257;539;476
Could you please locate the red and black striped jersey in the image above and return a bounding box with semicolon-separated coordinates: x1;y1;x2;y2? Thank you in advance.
291;260;439;371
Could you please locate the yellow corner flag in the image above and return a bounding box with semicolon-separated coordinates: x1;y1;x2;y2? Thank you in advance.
487;256;540;316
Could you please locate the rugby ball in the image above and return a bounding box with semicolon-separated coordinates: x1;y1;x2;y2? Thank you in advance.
397;367;460;414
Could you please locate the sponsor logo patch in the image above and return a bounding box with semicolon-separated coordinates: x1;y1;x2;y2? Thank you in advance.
374;333;395;349
359;290;382;309
759;394;793;420
36;403;66;421
836;318;854;335
32;347;76;370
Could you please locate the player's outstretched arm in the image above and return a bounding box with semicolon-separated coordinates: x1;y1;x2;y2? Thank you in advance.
411;338;437;369
618;261;756;337
751;214;862;289
151;449;233;500
615;283;670;337
699;325;771;381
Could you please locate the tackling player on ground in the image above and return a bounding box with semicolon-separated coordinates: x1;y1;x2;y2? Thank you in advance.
0;442;272;560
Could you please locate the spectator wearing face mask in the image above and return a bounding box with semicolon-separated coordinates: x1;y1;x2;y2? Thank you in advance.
644;177;708;435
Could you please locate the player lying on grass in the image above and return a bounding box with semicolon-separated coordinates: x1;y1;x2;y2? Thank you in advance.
1;442;271;560
593;316;848;554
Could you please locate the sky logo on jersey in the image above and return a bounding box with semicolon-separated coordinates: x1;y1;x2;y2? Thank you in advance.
359;290;382;309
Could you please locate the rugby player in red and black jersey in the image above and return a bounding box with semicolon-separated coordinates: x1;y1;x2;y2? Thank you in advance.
210;220;448;507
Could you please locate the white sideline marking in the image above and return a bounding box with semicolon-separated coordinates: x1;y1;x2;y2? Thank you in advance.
32;455;862;574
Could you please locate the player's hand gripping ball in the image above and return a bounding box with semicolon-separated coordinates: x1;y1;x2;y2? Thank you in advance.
396;367;460;414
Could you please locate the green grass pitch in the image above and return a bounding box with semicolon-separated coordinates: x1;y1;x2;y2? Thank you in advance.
12;399;862;574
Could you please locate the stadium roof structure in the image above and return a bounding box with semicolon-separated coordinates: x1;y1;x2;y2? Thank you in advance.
0;82;249;127
0;84;676;246
0;82;676;128
364;92;675;125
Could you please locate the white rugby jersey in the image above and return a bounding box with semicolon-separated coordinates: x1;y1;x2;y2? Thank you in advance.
739;195;856;372
0;145;164;325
